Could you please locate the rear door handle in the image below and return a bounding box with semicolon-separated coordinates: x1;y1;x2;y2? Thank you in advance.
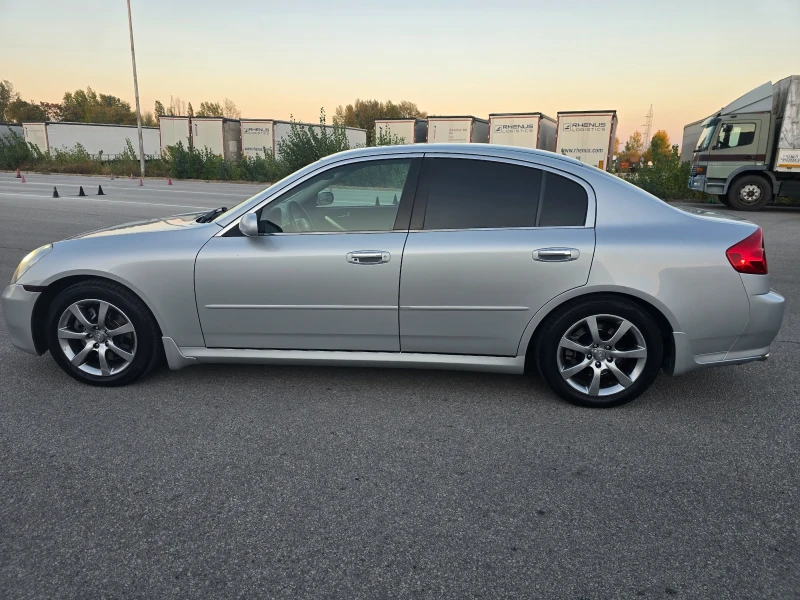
346;250;391;265
534;248;580;262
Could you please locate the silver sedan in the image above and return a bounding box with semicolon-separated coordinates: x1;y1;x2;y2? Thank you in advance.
2;144;786;407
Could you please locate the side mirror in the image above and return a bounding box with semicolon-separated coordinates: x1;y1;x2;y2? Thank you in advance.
317;191;334;206
239;213;259;237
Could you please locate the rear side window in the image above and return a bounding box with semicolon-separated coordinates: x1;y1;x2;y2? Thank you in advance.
538;172;588;227
422;158;542;230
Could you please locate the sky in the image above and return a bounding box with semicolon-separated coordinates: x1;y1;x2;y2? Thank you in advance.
2;0;799;149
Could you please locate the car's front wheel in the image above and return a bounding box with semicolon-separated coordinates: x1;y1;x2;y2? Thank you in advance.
537;297;663;408
45;280;162;386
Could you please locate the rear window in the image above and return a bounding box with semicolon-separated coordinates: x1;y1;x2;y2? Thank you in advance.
422;158;542;230
538;172;588;226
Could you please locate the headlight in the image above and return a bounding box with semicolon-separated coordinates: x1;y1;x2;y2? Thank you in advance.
11;244;52;285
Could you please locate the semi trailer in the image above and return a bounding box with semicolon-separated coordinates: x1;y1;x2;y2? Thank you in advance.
555;111;617;171
22;122;160;159
426;116;489;143
374;118;427;144
241;120;367;159
488;112;556;150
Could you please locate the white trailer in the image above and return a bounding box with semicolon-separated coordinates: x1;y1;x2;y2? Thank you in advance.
241;120;367;159
555;111;618;171
191;118;241;161
21;122;159;159
488;113;557;151
159;117;191;155
680;117;708;163
427;116;489;143
374;119;427;144
0;123;23;142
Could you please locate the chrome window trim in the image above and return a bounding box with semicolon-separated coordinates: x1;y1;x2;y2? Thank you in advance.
216;153;424;237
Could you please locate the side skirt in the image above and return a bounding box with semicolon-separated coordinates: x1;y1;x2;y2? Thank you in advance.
162;337;525;374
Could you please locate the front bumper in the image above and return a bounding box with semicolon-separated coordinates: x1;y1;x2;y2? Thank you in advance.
689;174;706;193
1;284;41;355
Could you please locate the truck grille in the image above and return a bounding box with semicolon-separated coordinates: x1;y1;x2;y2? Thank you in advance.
690;166;698;177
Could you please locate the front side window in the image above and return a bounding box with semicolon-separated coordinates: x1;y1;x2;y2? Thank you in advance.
714;123;757;150
420;158;588;230
695;118;720;153
258;159;412;233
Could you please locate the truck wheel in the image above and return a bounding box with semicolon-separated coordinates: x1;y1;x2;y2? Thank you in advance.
716;195;731;206
727;176;771;211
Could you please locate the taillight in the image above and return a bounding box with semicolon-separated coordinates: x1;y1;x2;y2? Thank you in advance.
726;228;768;275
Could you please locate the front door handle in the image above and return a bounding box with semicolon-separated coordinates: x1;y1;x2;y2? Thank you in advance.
346;250;391;265
534;248;580;262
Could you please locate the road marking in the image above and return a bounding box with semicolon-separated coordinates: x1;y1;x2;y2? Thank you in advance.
0;190;210;210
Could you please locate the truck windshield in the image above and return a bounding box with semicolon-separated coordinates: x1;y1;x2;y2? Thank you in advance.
695;118;720;153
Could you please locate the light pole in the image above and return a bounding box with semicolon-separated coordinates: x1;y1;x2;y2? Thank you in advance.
126;0;146;180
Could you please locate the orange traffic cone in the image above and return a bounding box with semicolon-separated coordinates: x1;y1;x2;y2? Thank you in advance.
20;175;26;183
168;177;172;186
15;168;21;178
110;173;115;180
130;173;134;180
139;178;143;187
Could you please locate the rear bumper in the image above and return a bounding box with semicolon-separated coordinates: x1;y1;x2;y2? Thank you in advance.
672;289;785;375
1;284;40;355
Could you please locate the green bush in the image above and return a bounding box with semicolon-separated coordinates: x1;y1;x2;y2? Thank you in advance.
276;109;351;175
627;149;711;202
0;131;35;169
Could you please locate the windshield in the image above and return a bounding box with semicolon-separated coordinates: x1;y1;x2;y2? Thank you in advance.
695;118;720;153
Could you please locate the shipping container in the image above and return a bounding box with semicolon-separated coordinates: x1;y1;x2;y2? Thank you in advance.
374;118;427;144
21;122;159;159
159;116;191;155
426;116;489;143
241;120;367;159
191;117;241;161
555;111;618;170
488;113;557;151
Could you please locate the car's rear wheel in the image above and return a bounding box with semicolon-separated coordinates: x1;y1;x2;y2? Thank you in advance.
537;298;663;408
45;280;161;386
727;175;771;211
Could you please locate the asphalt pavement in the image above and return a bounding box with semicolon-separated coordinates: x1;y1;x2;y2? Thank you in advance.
1;171;798;599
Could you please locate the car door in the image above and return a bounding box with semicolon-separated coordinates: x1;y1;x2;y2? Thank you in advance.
706;118;766;183
399;155;595;356
195;156;421;350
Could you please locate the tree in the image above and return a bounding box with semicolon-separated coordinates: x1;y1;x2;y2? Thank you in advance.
619;131;644;166
142;111;156;127
613;136;620;155
0;80;18;122
60;87;136;124
6;98;48;122
168;96;186;117
643;129;672;164
197;101;223;117
154;100;165;118
39;102;62;121
222;97;240;119
187;102;194;118
335;99;427;144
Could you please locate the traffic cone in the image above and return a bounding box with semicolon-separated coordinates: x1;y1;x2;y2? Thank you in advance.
375;195;380;206
139;178;143;187
20;175;26;183
53;187;59;198
393;193;397;205
110;173;115;180
78;186;86;197
97;185;105;196
130;173;134;180
15;168;21;178
167;177;172;186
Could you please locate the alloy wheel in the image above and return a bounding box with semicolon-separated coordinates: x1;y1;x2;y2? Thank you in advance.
56;299;137;376
556;314;648;397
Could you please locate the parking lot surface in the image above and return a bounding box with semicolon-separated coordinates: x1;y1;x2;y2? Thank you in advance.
1;172;798;599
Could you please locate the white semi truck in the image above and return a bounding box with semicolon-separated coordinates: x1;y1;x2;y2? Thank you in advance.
373;118;427;144
555;110;618;171
22;122;160;159
240;120;367;159
488;113;556;150
191;117;241;161
426;116;489;143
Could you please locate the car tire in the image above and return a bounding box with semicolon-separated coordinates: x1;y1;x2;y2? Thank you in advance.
727;175;771;211
716;194;731;206
45;279;162;386
536;297;663;408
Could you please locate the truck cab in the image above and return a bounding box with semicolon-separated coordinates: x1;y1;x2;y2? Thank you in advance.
688;77;800;211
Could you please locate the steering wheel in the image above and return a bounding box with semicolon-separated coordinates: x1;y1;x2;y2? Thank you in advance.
287;200;314;232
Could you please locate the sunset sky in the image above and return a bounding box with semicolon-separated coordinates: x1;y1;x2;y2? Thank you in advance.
2;0;798;148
